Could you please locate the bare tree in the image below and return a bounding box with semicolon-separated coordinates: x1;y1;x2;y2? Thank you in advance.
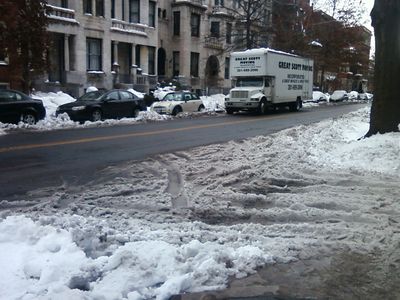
0;0;50;93
312;0;366;26
225;0;271;50
366;0;400;136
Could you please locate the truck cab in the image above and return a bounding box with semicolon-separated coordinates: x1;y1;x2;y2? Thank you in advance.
226;76;274;114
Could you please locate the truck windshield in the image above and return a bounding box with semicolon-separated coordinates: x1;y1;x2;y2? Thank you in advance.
235;77;264;87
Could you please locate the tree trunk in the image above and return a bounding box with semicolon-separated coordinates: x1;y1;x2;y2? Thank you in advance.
366;0;400;136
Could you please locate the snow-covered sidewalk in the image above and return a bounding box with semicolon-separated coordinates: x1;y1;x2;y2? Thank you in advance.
0;106;399;300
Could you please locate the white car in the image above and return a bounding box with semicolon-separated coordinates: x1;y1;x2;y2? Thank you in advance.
312;91;329;102
330;90;348;102
150;91;205;116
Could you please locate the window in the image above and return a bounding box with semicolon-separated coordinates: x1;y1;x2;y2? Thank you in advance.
190;52;199;77
149;1;156;27
135;45;141;67
173;51;179;76
173;11;180;36
0;49;7;63
96;0;104;16
111;0;115;18
191;13;200;37
129;0;140;23
148;47;155;75
61;0;68;8
210;21;220;38
215;0;224;6
226;23;232;44
224;57;230;79
83;0;92;14
121;91;137;99
86;38;102;71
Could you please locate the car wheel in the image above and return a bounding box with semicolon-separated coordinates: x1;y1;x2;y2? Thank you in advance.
198;104;205;112
172;106;182;116
91;109;102;122
21;112;37;125
133;107;141;118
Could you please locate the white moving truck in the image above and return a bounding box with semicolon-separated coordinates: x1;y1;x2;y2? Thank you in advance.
225;48;313;114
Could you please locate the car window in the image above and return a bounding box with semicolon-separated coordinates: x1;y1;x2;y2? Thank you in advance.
0;90;17;102
164;93;182;101
120;91;135;100
191;93;200;100
79;91;103;101
105;91;119;100
184;94;192;101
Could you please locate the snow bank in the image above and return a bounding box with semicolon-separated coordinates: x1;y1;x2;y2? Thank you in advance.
0;91;226;133
0;216;272;300
201;94;225;112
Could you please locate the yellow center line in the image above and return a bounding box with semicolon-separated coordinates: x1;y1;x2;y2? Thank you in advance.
0;115;283;153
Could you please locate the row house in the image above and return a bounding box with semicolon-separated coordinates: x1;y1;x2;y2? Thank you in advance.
42;0;159;96
2;0;273;96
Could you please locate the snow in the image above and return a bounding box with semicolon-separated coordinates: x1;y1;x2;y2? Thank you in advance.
127;88;145;99
86;86;98;92
1;91;400;299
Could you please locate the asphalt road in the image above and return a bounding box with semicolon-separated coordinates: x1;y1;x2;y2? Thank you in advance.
0;103;367;200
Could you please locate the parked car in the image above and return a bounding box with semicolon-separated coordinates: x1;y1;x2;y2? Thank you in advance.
0;89;46;125
312;91;329;102
348;91;360;100
56;89;146;122
330;90;348;102
150;91;205;116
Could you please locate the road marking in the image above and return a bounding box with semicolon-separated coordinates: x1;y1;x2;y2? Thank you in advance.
0;115;286;153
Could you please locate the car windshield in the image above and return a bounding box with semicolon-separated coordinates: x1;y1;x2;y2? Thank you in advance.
78;91;104;101
163;93;183;101
236;77;264;87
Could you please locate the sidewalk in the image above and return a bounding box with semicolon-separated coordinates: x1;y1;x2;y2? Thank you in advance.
177;247;400;299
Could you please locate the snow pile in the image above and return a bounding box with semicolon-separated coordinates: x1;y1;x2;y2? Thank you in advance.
153;86;176;100
201;94;225;112
0;216;272;300
33;91;76;117
86;86;98;92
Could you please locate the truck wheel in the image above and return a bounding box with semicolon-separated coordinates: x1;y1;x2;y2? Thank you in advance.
258;99;267;115
226;108;234;114
290;99;302;112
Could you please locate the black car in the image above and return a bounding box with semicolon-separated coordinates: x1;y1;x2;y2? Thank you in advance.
56;89;147;122
0;89;46;125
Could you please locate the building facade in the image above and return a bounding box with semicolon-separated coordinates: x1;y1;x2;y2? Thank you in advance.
22;0;271;97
